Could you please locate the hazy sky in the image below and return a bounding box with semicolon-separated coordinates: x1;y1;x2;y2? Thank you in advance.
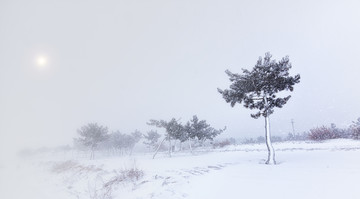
1;0;360;152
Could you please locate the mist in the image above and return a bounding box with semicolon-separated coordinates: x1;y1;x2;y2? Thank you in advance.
1;0;360;155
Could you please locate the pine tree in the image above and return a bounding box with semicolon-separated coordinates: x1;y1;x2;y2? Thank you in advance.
184;115;225;151
143;130;161;150
74;123;109;159
218;52;300;164
108;130;142;156
129;130;142;155
147;118;184;158
109;131;127;155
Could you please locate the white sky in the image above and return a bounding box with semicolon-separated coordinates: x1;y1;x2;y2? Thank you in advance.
1;0;360;152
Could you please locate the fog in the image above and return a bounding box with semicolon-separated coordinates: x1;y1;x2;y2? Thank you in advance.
1;0;360;155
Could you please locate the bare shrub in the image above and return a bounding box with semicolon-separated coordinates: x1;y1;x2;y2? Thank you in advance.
213;139;231;148
88;176;112;199
86;165;144;199
51;160;102;174
352;127;360;140
104;167;144;188
51;160;79;173
308;126;339;141
87;167;143;199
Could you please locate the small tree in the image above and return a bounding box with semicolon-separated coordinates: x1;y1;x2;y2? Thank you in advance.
143;130;161;150
109;131;128;155
129;130;142;155
184;115;225;152
218;52;300;164
74;123;109;159
109;130;142;156
147;118;184;158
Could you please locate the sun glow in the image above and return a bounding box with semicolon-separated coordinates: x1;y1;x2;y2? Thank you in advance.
36;56;48;68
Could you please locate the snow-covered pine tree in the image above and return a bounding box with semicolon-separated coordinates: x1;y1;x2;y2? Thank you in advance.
184;115;225;151
218;52;300;164
74;123;109;159
108;130;142;156
143;130;161;150
147;118;184;158
109;131;127;155
129;130;142;155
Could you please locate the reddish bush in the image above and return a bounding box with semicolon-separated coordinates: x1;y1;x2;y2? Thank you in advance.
308;126;339;141
213;139;232;148
352;126;360;140
351;118;360;140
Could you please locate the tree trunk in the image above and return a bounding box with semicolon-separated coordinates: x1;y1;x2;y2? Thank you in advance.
90;148;94;160
264;115;276;164
174;140;177;152
168;139;172;157
188;138;193;153
129;147;133;156
153;137;166;159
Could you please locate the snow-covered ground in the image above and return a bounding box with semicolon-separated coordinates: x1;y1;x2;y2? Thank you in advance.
1;139;360;199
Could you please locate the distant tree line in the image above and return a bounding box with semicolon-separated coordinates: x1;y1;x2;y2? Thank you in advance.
73;116;360;159
73;115;225;159
241;135;286;145
73;123;143;159
240;117;360;144
307;118;360;141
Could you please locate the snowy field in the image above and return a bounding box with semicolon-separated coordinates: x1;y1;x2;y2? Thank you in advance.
1;139;360;199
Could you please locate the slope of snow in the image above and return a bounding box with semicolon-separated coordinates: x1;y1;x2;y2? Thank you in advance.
1;139;360;199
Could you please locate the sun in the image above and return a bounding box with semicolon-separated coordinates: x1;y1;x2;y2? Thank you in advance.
36;56;48;68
